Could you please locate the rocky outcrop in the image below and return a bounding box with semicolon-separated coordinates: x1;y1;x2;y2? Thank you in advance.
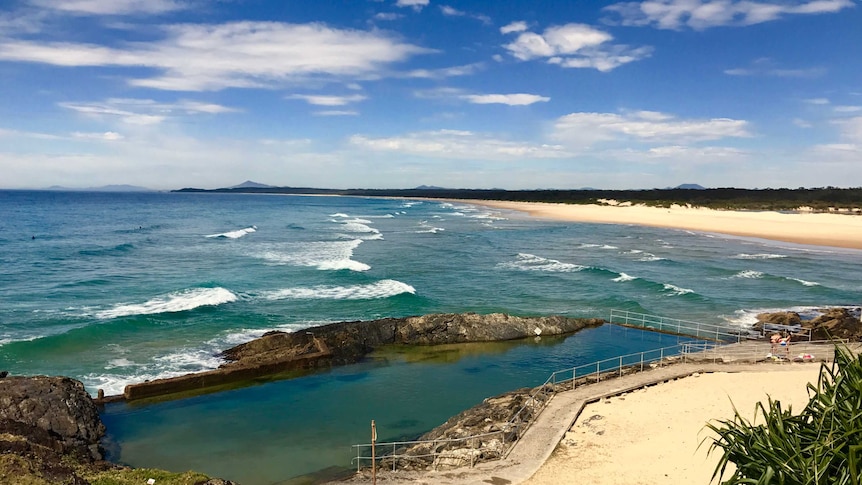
0;376;105;461
756;307;862;341
222;313;604;368
119;313;602;402
0;376;107;484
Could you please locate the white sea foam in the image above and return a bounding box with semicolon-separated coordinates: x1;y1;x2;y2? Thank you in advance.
787;277;820;287
662;283;694;296
261;280;416;300
733;270;764;279
417;221;445;234
83;346;226;396
612;273;637;282
95;287;238;319
733;253;788;260
720;306;845;328
637;254;666;262
579;243;618;250
105;358;135;369
254;239;370;271
329;213;350;218
205;226;257;239
498;253;587;272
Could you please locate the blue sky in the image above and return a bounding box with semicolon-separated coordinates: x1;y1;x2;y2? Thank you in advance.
0;0;860;190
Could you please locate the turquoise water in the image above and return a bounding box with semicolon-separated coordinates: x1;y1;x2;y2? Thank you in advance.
1;190;860;483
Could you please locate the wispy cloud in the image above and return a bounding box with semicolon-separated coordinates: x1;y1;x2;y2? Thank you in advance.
72;131;125;140
350;129;571;161
804;97;830;105
59;98;238;124
551;110;752;146
287;94;368;106
403;62;483;79
373;12;403;21
461;93;550;106
503;23;652;72
314;110;359;116
395;0;429;11
724;58;825;78
28;0;188;16
0;22;431;91
603;0;854;30
439;5;491;24
500;21;528;34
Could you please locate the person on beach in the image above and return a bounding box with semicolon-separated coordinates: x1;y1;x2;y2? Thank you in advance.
770;333;781;354
780;332;791;358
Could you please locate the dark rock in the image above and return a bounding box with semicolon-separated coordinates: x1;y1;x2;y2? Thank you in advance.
0;375;105;461
755;311;802;328
0;371;8;378
755;308;862;341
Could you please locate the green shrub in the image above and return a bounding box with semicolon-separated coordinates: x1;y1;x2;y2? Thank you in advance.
707;346;862;484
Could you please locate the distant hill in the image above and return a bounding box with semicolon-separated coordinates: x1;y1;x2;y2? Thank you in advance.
413;185;448;190
228;180;274;189
674;184;706;190
46;184;153;192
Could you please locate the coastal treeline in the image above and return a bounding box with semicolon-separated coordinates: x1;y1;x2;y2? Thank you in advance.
174;186;862;212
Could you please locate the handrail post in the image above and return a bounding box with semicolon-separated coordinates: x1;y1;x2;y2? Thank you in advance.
619;356;623;377
596;362;600;381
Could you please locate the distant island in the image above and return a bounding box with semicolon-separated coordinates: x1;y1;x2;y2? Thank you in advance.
173;184;862;212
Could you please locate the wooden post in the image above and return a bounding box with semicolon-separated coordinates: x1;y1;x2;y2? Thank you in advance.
371;420;377;485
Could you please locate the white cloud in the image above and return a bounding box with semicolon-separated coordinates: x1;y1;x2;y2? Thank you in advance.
793;118;813;128
724;62;825;78
804;97;831;105
404;62;482;79
834;105;862;113
287;94;368;106
551;110;752;146
503;24;651;72
373;12;403;21
500;21;528;34
314;110;359;116
0;22;431;91
439;5;491;23
461;93;550;106
350;129;571;161
834;116;862;141
72;131;125;140
603;0;854;30
28;0;187;15
59;98;238;124
395;0;429;11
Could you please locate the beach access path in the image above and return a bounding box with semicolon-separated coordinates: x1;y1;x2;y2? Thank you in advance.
343;342;858;485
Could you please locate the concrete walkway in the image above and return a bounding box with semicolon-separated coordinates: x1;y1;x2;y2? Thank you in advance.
340;342;856;484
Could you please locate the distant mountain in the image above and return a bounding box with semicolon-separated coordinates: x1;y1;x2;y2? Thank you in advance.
674;184;706;190
46;184;153;192
412;185;448;190
228;180;274;189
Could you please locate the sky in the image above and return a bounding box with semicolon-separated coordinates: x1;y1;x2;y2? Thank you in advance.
0;0;860;190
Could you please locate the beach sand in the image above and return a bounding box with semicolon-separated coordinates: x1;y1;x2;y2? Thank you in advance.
462;200;862;250
522;367;821;485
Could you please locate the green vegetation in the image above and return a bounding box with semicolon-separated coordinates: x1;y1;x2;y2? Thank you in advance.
707;346;862;484
174;186;862;212
84;468;211;485
0;454;212;485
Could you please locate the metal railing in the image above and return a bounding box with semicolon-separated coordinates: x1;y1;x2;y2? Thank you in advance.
608;309;756;342
350;312;841;473
352;341;694;472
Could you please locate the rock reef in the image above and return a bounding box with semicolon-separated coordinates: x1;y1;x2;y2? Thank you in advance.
756;307;862;341
122;313;603;401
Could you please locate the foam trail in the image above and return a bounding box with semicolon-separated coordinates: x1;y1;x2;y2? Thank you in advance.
498;253;587;272
262;280;416;301
612;273;637;282
662;283;694;296
732;270;764;279
255;240;370;271
95;287;237;319
733;253;787;260
787;277;820;287
206;226;257;239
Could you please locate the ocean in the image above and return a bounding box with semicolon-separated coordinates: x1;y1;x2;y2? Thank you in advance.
1;190;859;483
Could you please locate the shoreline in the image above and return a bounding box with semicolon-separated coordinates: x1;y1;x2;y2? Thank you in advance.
454;200;862;250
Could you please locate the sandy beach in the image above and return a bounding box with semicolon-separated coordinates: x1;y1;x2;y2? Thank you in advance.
523;367;821;485
462;200;862;250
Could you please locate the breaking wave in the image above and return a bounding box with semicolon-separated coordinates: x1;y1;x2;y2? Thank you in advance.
95;287;238;319
261;280;416;301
